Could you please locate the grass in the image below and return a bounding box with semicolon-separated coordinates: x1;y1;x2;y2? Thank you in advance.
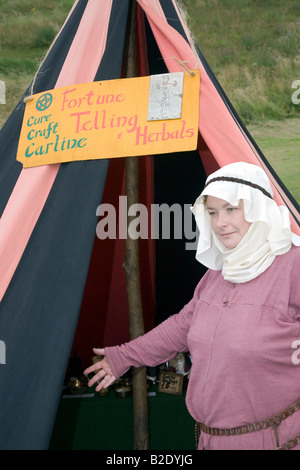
0;0;299;203
248;119;300;201
179;0;300;203
180;0;300;123
0;0;74;127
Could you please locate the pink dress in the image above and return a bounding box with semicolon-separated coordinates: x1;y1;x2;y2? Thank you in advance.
105;246;300;450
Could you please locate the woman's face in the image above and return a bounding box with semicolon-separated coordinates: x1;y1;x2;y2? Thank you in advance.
205;196;252;249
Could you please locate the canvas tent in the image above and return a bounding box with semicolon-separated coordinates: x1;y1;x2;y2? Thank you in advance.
0;0;299;450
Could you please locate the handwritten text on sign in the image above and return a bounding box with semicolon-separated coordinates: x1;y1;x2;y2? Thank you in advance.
17;71;200;168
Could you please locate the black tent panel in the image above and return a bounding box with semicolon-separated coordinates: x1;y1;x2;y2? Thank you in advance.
0;0;130;450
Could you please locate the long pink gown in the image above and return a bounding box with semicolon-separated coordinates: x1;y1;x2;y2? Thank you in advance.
105;246;300;450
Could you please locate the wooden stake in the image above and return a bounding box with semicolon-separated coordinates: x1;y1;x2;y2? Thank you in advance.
123;0;149;450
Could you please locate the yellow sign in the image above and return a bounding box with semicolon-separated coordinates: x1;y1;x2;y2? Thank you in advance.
17;71;200;168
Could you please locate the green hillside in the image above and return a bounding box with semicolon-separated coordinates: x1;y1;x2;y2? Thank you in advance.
181;0;300;202
0;0;74;127
181;0;300;123
0;0;299;201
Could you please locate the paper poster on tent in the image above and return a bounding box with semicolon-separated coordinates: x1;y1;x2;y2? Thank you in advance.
16;71;200;168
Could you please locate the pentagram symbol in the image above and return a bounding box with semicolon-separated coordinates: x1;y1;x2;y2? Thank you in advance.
36;93;53;111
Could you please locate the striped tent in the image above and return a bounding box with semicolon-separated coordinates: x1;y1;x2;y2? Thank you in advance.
0;0;299;450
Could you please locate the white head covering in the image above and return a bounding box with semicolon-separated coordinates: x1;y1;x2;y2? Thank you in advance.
191;162;300;283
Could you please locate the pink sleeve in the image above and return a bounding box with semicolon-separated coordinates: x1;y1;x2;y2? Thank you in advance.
104;286;201;379
290;249;300;322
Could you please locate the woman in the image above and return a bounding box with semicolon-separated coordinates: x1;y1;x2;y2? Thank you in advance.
84;162;300;450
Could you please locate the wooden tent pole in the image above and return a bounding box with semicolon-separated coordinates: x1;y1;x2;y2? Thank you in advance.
123;0;149;450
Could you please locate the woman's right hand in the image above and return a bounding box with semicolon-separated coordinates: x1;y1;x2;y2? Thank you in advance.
83;348;117;392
